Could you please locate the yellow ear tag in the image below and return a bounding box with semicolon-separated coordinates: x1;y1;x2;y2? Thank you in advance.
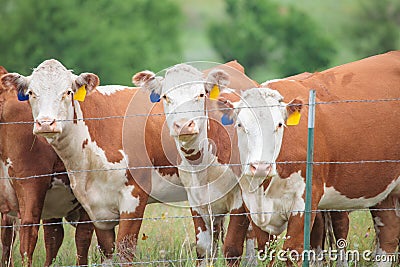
73;85;87;102
286;110;301;126
209;85;220;100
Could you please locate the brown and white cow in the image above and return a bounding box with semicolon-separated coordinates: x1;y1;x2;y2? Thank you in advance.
217;72;350;258
0;66;97;266
219;51;400;266
133;63;260;266
0;59;191;263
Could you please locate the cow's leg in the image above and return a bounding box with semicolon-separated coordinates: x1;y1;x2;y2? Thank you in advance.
330;211;349;241
43;218;64;266
212;215;224;262
94;227;115;262
1;214;16;267
244;223;258;267
116;189;149;263
310;212;325;250
75;208;95;265
283;200;322;266
190;208;215;267
15;182;48;266
223;205;250;266
283;180;324;266
370;196;400;267
310;212;325;266
330;211;349;267
246;220;273;265
283;212;318;266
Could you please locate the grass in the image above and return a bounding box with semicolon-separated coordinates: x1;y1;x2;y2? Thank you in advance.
3;204;387;266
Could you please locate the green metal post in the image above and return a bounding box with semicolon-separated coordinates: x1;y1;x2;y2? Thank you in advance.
302;90;316;267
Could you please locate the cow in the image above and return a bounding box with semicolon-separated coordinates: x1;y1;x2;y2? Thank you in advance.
217;51;400;266
133;62;264;266
0;59;192;264
0;66;98;266
217;72;350;260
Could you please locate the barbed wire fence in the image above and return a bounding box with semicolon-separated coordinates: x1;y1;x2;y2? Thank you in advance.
1;96;400;266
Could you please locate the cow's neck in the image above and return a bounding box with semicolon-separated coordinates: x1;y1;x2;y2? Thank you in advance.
178;120;216;166
45;100;127;223
48;104;92;172
48;101;122;174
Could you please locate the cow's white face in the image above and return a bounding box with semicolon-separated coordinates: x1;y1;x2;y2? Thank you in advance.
161;65;206;142
133;64;229;146
235;88;287;178
0;59;99;138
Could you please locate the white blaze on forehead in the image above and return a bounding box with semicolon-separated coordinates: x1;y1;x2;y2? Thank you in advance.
30;59;73;95
163;64;204;95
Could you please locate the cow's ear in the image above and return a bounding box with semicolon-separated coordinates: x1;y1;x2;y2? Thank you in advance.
217;94;241;126
74;73;99;93
132;70;164;103
205;69;230;100
286;98;303;126
0;66;8;76
0;73;29;95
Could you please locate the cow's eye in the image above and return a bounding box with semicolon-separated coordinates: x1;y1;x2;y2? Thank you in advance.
236;122;244;130
162;94;171;104
27;90;37;98
62;90;73;100
278;122;283;128
199;93;205;98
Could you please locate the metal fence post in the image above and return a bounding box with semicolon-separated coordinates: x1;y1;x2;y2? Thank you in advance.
303;89;316;267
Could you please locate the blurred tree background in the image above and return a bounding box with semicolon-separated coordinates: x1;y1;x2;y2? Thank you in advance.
0;0;183;84
0;0;399;84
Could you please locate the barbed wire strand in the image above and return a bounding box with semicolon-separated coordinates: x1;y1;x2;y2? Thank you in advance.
1;97;400;126
2;159;399;181
2;208;399;229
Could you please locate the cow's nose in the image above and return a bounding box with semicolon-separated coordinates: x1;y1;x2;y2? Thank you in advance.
34;117;59;134
173;119;197;136
249;162;272;177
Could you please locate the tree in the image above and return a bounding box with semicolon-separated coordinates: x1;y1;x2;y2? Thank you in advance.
208;0;336;77
0;0;183;84
349;0;400;57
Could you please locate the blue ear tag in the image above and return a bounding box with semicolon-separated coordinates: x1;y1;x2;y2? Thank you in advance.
221;113;234;125
17;91;29;101
150;91;160;103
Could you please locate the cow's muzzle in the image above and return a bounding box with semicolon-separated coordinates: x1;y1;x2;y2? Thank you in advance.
173;119;199;137
249;162;272;177
34;117;61;135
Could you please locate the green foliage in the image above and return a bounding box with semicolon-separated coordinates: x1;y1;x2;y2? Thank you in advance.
208;0;336;77
349;0;400;57
0;0;183;84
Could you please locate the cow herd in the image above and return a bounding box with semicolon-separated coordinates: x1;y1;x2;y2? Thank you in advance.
0;51;399;266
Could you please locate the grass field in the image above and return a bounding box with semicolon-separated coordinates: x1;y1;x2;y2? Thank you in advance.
5;203;382;266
